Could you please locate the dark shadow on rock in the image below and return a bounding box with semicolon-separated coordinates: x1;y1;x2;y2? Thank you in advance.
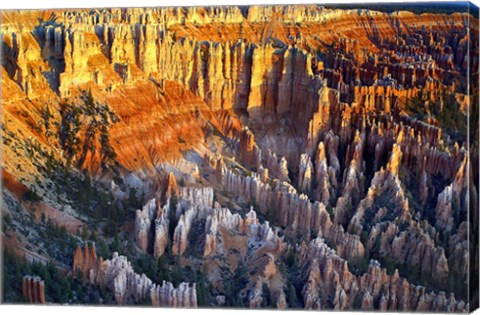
32;13;65;95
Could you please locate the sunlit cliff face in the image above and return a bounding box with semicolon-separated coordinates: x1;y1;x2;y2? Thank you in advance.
1;4;478;311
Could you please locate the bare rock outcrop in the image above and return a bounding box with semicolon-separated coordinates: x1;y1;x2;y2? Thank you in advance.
314;141;334;204
172;187;214;255
134;185;215;257
334;130;366;227
263;150;290;182
300;238;467;312
134;198;158;252
435;155;477;233
22;276;46;304
73;245;197;307
153;212;170;258
222;168;364;262
239;127;261;168
298;153;313;194
1;5;477;312
204;207;285;257
73;242;103;283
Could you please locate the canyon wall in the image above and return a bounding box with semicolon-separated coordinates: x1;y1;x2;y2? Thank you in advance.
1;4;477;311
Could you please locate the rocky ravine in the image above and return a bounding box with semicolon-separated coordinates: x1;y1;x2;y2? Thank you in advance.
1;4;478;311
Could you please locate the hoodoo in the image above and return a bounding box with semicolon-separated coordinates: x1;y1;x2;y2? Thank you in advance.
1;3;478;312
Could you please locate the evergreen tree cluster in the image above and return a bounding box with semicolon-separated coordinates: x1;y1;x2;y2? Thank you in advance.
58;89;119;170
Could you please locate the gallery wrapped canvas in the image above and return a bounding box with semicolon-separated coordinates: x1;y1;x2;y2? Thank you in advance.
0;1;479;313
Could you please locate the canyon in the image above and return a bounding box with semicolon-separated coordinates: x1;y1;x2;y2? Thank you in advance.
1;3;478;312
